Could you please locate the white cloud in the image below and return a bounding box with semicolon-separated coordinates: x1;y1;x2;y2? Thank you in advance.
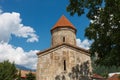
0;9;39;69
0;11;38;43
76;38;92;50
0;42;38;69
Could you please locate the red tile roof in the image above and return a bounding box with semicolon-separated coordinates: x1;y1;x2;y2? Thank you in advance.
20;70;36;78
91;74;104;79
107;74;120;80
51;15;76;31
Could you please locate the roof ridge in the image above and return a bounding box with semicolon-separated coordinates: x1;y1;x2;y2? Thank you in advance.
37;43;89;55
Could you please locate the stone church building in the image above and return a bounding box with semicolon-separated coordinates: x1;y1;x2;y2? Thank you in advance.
37;15;92;80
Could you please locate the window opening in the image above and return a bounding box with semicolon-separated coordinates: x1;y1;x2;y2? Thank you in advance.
63;37;65;42
64;60;66;71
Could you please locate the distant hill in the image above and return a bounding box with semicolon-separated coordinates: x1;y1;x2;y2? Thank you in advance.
15;64;36;71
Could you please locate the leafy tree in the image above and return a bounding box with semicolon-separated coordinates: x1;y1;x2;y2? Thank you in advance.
91;56;120;78
0;60;18;80
17;69;22;80
92;62;120;78
67;0;120;66
26;71;36;80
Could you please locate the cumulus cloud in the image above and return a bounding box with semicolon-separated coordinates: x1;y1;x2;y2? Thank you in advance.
0;10;39;69
76;38;92;50
0;42;38;69
0;11;38;43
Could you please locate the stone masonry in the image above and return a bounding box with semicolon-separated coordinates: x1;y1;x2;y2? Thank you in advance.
36;15;92;80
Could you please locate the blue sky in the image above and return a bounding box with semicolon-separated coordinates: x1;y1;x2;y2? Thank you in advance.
0;0;91;69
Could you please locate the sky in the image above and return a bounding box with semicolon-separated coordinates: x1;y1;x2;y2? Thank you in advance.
0;0;91;69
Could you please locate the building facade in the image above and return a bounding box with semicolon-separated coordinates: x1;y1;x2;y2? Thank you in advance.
37;15;92;80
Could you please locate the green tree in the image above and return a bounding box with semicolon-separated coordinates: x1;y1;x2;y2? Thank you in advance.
67;0;120;66
26;71;35;80
0;60;18;80
92;57;120;78
17;69;22;80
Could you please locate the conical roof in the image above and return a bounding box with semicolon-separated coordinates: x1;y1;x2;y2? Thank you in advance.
51;15;76;31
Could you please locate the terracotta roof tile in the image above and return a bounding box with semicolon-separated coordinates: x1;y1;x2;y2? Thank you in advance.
20;70;35;78
107;74;120;80
91;74;104;79
51;15;76;31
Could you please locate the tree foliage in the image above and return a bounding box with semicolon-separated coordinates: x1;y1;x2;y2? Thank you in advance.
92;57;120;77
26;71;36;80
93;64;120;78
0;60;18;80
67;0;120;66
17;69;21;80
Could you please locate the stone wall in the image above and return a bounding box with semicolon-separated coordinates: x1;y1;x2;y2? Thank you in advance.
37;46;92;80
51;28;76;47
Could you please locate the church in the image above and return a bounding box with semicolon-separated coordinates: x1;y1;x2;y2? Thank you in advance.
36;15;92;80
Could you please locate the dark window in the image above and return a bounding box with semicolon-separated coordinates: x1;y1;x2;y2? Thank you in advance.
63;37;65;42
64;60;66;71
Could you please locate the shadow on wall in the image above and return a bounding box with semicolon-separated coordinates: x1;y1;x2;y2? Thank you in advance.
55;61;92;80
55;75;66;80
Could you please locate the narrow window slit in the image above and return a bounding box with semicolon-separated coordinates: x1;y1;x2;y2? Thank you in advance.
63;37;65;42
64;60;66;71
